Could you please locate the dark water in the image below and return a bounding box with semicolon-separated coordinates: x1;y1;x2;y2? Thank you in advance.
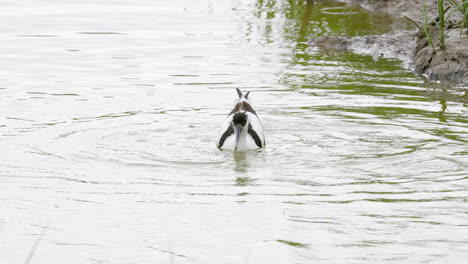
1;0;467;263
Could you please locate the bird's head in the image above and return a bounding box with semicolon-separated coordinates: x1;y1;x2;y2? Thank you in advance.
232;112;248;150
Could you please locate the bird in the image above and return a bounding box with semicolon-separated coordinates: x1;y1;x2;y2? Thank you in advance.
217;88;265;151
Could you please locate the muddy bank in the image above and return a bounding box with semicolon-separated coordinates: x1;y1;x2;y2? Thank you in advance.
310;31;417;66
310;0;468;84
413;21;468;83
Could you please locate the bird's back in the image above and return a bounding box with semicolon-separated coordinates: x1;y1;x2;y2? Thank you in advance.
217;89;265;150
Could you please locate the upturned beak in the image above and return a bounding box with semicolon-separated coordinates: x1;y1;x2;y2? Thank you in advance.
234;124;243;150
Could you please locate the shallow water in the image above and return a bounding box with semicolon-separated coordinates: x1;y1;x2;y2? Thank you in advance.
1;0;468;263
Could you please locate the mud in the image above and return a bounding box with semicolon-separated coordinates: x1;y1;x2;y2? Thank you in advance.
413;22;468;83
311;0;468;84
310;31;417;66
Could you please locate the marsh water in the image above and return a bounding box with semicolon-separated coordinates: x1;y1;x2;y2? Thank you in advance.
1;0;468;263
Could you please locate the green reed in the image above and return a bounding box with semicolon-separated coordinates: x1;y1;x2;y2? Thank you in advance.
423;0;437;53
438;0;446;49
448;0;468;35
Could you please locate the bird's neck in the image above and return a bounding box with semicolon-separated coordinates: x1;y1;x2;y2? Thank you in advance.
236;122;250;150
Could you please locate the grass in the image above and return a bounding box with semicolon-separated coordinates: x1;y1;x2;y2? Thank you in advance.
448;0;468;35
423;0;437;53
422;0;460;53
438;0;446;49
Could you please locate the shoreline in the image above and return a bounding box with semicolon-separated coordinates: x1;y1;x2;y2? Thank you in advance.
310;0;468;84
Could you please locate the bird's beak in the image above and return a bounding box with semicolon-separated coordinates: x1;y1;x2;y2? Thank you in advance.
234;124;243;150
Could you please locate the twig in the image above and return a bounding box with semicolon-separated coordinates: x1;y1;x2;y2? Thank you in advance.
24;225;48;264
403;15;421;30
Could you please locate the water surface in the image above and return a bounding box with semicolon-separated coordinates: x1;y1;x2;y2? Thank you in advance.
1;0;467;263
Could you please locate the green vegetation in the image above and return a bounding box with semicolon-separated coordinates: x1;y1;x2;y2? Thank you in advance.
448;0;468;35
423;0;437;53
438;0;446;49
422;0;468;53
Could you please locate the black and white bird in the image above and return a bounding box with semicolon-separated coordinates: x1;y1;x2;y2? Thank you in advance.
217;88;265;151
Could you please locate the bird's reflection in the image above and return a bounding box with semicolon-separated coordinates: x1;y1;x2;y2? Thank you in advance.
233;151;254;186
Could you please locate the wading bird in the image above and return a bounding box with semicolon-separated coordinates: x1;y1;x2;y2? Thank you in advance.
217;88;265;151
